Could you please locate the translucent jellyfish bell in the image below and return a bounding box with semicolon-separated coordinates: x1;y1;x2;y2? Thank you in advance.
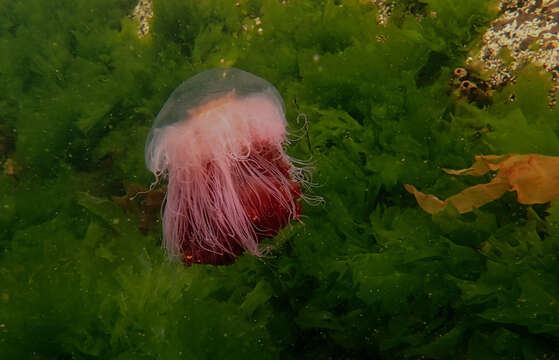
145;68;287;175
145;68;303;265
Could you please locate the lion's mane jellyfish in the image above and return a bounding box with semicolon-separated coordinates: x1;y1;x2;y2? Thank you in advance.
145;68;305;265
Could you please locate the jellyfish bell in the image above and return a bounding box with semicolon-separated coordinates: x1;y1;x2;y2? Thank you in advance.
145;68;305;265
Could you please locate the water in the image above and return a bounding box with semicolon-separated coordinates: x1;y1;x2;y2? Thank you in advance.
1;0;559;358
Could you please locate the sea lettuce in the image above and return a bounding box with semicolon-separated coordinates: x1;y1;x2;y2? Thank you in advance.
1;0;558;359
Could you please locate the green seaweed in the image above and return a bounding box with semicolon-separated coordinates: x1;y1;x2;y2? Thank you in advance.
2;0;559;359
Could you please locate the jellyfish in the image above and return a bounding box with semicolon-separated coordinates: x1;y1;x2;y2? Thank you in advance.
145;68;306;265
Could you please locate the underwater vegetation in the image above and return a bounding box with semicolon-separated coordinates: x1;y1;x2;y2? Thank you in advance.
1;0;559;358
405;153;559;214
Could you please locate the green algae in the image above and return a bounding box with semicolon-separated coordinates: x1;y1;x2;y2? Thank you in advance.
1;0;559;359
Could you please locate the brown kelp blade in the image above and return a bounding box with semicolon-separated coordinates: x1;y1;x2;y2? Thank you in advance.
441;154;511;176
405;154;559;214
404;181;509;214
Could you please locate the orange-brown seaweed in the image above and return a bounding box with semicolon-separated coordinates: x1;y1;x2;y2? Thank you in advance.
404;154;559;214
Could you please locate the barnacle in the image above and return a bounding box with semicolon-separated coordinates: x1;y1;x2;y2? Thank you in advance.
454;67;468;79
